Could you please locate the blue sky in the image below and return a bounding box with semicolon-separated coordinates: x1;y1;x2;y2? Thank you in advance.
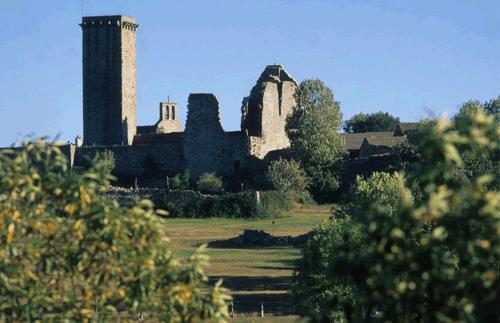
0;0;499;146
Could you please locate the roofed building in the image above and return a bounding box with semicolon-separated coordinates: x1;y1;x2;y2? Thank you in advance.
394;122;420;136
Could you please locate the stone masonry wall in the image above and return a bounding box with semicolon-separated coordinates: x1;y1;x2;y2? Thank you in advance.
81;16;138;146
243;65;297;159
184;94;249;178
120;17;138;145
74;143;186;178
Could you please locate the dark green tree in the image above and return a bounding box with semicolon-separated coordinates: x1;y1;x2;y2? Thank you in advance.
452;98;500;189
285;79;348;200
343;111;400;133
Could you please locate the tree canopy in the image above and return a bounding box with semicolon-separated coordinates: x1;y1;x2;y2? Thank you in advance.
285;79;347;199
293;109;499;322
343;111;400;133
0;141;230;321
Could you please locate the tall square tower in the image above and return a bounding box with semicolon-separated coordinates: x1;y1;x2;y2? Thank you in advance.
80;15;138;146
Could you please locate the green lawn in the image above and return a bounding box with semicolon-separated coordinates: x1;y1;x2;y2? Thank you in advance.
162;204;331;319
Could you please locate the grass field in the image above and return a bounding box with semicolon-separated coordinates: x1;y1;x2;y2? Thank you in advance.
163;204;331;320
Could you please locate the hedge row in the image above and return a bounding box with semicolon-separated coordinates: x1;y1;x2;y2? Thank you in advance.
106;188;293;218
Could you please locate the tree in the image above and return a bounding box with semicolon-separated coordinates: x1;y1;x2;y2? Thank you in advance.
293;171;408;320
352;171;409;219
294;110;499;322
285;79;348;200
455;97;499;126
484;96;500;124
0;142;230;321
453;98;500;189
267;158;309;197
196;172;223;194
292;216;364;322
343;111;400;133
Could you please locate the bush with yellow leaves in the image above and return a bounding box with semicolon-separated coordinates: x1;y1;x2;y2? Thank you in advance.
294;110;499;322
0;141;230;321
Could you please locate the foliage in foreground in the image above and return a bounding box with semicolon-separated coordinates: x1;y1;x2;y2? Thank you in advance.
0;142;230;321
293;110;499;322
286;78;348;200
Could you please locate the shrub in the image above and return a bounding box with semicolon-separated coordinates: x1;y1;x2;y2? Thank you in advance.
294;110;500;322
258;191;294;216
0;142;230;321
169;169;190;190
196;172;223;194
292;217;364;321
162;191;260;218
352;171;409;219
267;158;309;198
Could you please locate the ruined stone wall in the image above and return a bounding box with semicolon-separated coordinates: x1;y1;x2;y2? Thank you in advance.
81;16;138;146
74;143;186;178
242;65;297;159
184;94;249;179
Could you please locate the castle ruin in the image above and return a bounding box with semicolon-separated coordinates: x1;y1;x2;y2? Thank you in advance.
75;15;298;184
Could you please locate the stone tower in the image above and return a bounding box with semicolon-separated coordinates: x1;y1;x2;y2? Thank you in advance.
80;15;138;146
242;65;297;159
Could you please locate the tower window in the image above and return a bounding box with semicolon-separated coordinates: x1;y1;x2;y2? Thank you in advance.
172;106;176;120
165;106;170;119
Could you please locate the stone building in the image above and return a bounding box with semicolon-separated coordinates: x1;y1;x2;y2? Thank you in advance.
80;16;138;146
73;15;298;184
0;14;422;191
0;14;412;187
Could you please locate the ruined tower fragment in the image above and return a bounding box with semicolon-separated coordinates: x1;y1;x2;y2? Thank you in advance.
242;65;298;159
183;94;226;178
80;16;138;146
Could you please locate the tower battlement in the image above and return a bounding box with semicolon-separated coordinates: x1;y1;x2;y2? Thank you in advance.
80;16;138;30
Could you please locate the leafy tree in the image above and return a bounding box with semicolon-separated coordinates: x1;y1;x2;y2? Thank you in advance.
343;111;400;133
352;172;409;219
455;97;499;126
170;169;190;190
267;158;309;197
196;172;223;194
286;79;348;200
293;171;408;320
0;142;230;321
484;95;500;124
454;99;500;189
294;110;499;322
292;216;364;322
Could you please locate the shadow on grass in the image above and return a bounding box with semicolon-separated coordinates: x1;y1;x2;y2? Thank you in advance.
209;276;295;315
210;275;292;292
